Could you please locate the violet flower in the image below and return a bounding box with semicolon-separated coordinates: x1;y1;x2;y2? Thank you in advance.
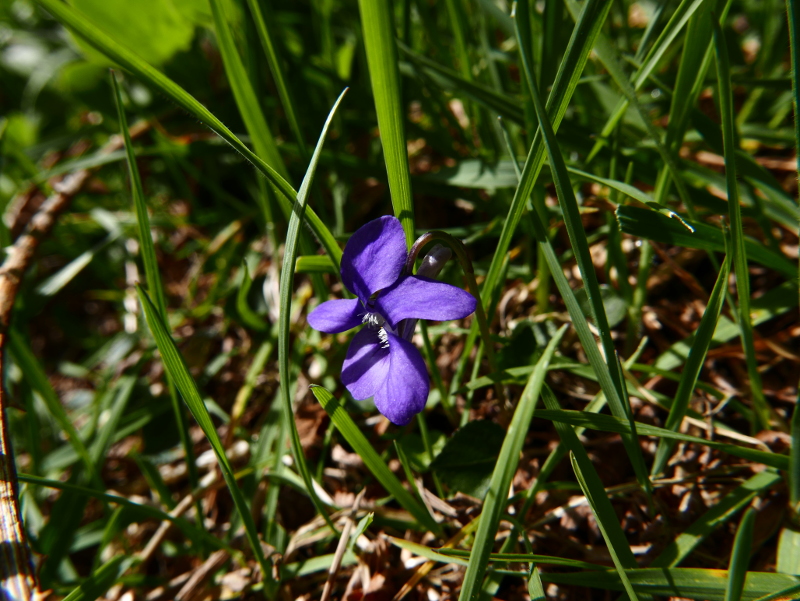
307;216;476;425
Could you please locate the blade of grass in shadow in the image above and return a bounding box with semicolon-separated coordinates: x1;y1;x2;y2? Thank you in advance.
539;385;641;600
515;0;651;496
136;285;272;579
712;19;772;430
111;72;202;516
450;0;613;405
651;252;730;475
310;386;441;535
209;0;287;180
357;0;415;244
725;507;755;601
570;452;640;601
458;324;567;601
35;0;342;268
277;90;348;534
245;0;306;156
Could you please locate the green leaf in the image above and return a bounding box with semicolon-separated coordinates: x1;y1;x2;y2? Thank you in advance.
357;0;414;244
69;0;200;66
430;420;506;497
310;386;441;535
62;555;132;601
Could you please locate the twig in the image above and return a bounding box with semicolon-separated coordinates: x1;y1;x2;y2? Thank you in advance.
0;121;150;600
320;489;365;601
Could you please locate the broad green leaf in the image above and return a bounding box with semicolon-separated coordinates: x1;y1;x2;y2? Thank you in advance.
430;420;505;497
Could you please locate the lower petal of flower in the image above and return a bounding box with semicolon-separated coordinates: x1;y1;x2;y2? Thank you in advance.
373;332;429;426
342;328;391;400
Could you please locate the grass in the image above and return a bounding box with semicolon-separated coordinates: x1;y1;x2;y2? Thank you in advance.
0;0;798;599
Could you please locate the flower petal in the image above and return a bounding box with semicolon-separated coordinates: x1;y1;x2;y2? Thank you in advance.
373;275;477;328
373;332;429;426
342;328;390;400
307;299;363;333
341;216;407;303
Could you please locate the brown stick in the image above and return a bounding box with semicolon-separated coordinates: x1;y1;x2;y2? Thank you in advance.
0;122;149;600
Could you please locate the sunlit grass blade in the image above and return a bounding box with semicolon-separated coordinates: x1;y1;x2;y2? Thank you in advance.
515;0;650;495
277;89;348;534
652;252;730;475
712;19;772;430
35;0;342;267
570;452;639;601
542;567;800;599
357;0;414;244
726;508;755;601
651;471;781;568
458;324;566;601
136;285;271;577
310;387;440;534
111;72;201;508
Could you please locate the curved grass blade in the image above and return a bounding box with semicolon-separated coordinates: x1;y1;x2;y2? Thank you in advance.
726;508;755;601
277;90;348;534
310;386;441;535
236;262;268;331
712;19;772;430
357;0;414;244
652;252;731;475
35;0;342;268
62;555;131;601
458;324;566;601
515;0;651;496
111;73;201;508
136;285;271;578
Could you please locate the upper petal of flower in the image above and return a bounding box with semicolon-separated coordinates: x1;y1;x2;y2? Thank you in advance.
373;332;429;426
341;328;391;400
341;216;407;303
307;299;362;333
373;275;477;328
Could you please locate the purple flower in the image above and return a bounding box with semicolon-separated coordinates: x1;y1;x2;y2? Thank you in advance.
307;216;476;425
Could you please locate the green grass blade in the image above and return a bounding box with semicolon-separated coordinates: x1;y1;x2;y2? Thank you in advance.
35;0;342;268
310;386;441;534
791;404;800;508
726;508;755;601
62;555;131;601
652;252;731;475
357;0;414;244
208;0;288;181
111;72;201;506
712;19;772;430
277;89;348;534
236;262;268;331
135;285;271;577
458;324;567;601
516;0;651;496
570;452;640;601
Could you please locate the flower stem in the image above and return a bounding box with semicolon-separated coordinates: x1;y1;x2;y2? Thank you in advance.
406;231;505;408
